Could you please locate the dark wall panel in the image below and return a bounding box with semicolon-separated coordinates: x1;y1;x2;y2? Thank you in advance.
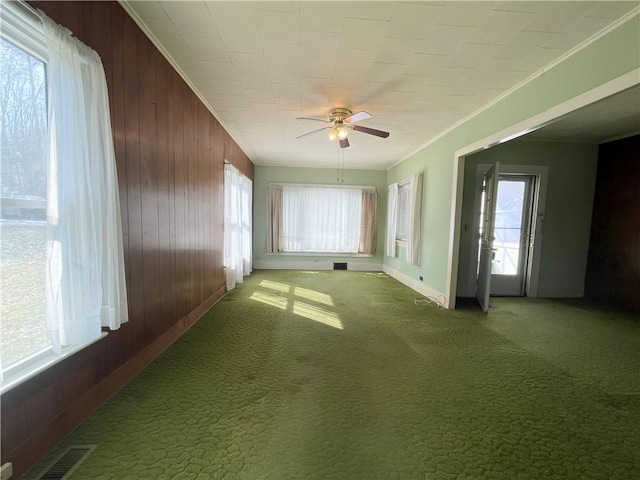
1;2;253;476
585;135;640;311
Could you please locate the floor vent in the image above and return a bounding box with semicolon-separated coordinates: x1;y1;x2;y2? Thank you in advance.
38;445;96;480
333;262;347;270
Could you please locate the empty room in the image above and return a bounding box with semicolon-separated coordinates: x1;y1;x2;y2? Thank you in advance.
1;1;638;479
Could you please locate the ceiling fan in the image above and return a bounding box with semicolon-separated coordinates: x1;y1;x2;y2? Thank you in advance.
296;108;390;149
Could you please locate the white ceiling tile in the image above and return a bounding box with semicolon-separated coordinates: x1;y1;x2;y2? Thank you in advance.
300;2;348;33
346;2;394;21
264;43;302;67
268;65;301;85
183;69;212;87
214;80;246;96
218;26;262;54
129;1;169;21
300;31;340;59
244;91;275;106
334;48;376;72
435;2;493;28
301;77;331;96
414;85;455;102
301;57;334;79
339;18;389;51
441;43;501;69
374;37;420;64
273;83;302;99
183;37;230;62
523;2;594;34
467;10;537;45
491;2;548;14
230;52;268;75
238;73;272;91
426;66;474;88
386;3;443;40
200;61;239;82
275;97;302;110
252;102;278;115
222;95;251;108
256;10;300;44
162;3;219;38
331;69;367;89
252;1;300;14
416;25;475;56
206;2;256;28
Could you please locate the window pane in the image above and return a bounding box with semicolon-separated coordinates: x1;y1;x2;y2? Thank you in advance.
396;186;409;240
491;180;525;275
1;37;49;366
282;186;362;253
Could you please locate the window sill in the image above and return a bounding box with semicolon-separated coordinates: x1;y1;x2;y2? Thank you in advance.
1;332;108;395
395;239;408;247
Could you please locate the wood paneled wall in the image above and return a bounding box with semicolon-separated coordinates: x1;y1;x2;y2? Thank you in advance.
585;135;640;311
1;2;253;477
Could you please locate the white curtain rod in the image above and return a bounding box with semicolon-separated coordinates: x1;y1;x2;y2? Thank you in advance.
268;182;376;190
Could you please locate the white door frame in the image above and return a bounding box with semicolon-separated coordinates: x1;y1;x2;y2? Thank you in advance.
467;165;549;299
444;69;640;309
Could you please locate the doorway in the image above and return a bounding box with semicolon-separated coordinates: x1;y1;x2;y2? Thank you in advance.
468;163;548;309
482;174;536;296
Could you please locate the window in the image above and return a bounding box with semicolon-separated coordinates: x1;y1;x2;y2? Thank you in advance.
396;183;410;242
266;184;377;255
224;163;252;290
0;35;49;367
385;173;423;265
1;2;128;392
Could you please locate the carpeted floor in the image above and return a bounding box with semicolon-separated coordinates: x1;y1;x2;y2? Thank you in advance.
25;270;640;479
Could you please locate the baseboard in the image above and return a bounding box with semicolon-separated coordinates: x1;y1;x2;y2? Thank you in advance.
5;286;227;479
347;262;383;271
254;260;333;270
254;260;382;271
383;265;449;308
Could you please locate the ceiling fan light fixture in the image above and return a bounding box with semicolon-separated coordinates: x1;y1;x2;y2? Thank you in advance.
337;125;348;140
328;127;338;141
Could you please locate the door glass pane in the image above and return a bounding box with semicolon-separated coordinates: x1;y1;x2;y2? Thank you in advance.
1;37;49;366
492;180;525;275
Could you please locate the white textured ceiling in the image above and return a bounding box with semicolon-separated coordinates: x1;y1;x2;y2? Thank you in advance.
124;1;638;170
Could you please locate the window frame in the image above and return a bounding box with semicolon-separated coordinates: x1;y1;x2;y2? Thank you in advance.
0;0;110;394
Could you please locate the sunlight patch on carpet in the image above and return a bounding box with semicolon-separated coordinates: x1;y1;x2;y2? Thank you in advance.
293;300;343;329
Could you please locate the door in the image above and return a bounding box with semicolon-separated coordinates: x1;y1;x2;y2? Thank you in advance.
477;162;499;312
490;175;535;296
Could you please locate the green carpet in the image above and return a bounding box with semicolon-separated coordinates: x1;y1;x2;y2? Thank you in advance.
25;271;640;479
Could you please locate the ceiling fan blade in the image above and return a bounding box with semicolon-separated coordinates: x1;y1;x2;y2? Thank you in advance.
339;138;350;149
352;125;390;138
296;116;330;123
344;111;372;124
296;126;331;139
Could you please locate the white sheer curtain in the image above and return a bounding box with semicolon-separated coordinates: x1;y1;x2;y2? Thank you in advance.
43;16;128;353
405;172;423;265
282;185;362;253
385;183;398;257
224;164;252;291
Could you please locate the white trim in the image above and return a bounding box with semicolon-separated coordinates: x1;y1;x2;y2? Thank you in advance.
446;69;640;308
268;252;372;257
255;260;333;270
383;265;447;308
347;262;383;272
1;332;108;395
254;260;382;271
388;8;640;170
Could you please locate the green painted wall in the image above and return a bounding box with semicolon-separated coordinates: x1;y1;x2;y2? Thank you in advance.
253;165;387;268
457;140;599;298
385;16;640;296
